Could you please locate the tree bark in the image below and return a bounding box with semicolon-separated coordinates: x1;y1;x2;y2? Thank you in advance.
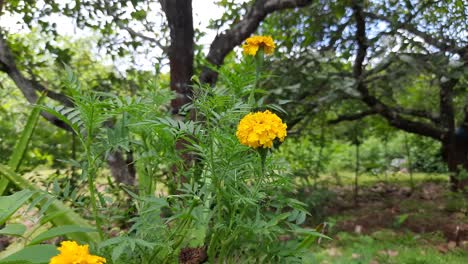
443;109;468;191
107;150;136;186
443;138;468;192
160;0;194;115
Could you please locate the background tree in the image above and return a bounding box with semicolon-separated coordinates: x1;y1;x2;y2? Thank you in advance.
0;0;313;185
1;0;466;190
262;0;467;191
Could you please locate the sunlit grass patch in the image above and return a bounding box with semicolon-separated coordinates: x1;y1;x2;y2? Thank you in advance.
311;230;468;264
315;171;448;187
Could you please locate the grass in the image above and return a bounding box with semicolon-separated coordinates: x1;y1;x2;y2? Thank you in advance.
300;172;467;264
315;171;448;187
311;230;468;264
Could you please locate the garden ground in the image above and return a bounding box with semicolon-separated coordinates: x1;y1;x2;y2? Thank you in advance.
2;172;467;263
307;173;468;263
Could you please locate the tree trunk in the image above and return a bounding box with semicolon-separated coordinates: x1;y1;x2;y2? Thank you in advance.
107;150;136;186
159;0;195;193
354;142;360;206
443;133;468;192
160;0;194;115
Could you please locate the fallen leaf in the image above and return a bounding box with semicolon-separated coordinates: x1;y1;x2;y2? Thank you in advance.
436;244;448;254
447;241;457;250
378;250;398;257
354;225;363;234
387;250;398;257
351;253;361;259
326;247;342;257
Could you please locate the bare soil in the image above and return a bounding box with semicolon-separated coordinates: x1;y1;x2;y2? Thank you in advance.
323;181;468;245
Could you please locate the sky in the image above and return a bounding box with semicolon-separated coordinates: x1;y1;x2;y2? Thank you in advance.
0;0;238;73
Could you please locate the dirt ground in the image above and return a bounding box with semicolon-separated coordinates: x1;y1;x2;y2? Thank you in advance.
321;181;468;249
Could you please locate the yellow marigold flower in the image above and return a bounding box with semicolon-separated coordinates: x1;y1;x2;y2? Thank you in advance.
49;241;106;264
236;110;287;148
242;35;275;56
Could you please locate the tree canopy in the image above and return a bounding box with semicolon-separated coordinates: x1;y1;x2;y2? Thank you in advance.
0;1;467;189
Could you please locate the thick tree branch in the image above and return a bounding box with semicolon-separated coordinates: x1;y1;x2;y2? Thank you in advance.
286;102;318;129
200;0;314;85
351;1;443;140
439;77;457;137
328;109;377;124
394;106;440;124
0;32;72;130
352;2;367;79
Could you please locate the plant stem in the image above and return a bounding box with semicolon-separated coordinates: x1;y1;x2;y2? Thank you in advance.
404;133;414;190
85;105;104;240
253;148;267;196
248;48;264;107
314;116;326;188
354;142;360;206
87;159;104;240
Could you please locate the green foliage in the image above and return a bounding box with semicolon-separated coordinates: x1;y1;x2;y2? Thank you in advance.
0;164;99;243
0;93;46;195
3;1;466;262
86;63;321;262
393;214;409;228
0;50;323;262
0;33;134;171
0;224;27;237
28;225;96;245
0;245;59;264
444;191;468;214
0;190;34;226
280;130;447;186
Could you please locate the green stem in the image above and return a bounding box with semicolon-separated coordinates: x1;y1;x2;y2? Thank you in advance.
248;48;264;107
87;159;104;240
404;133;414;190
253;148;268;196
314;116;326;188
85;105;104;240
354;142;360;206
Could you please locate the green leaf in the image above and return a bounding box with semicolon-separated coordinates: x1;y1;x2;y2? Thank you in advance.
0;244;58;264
0;94;46;195
0;190;34;226
0;261;34;264
294;228;331;251
39;210;67;225
296;211;306;225
28;225;96;245
131;10;147;20
0;223;27;237
0;165;100;243
99;236;126;249
8;95;45;170
266;212;290;227
111;242;127;263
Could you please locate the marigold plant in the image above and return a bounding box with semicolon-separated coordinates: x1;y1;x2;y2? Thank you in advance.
49;240;106;264
242;35;275;56
236;110;287;148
